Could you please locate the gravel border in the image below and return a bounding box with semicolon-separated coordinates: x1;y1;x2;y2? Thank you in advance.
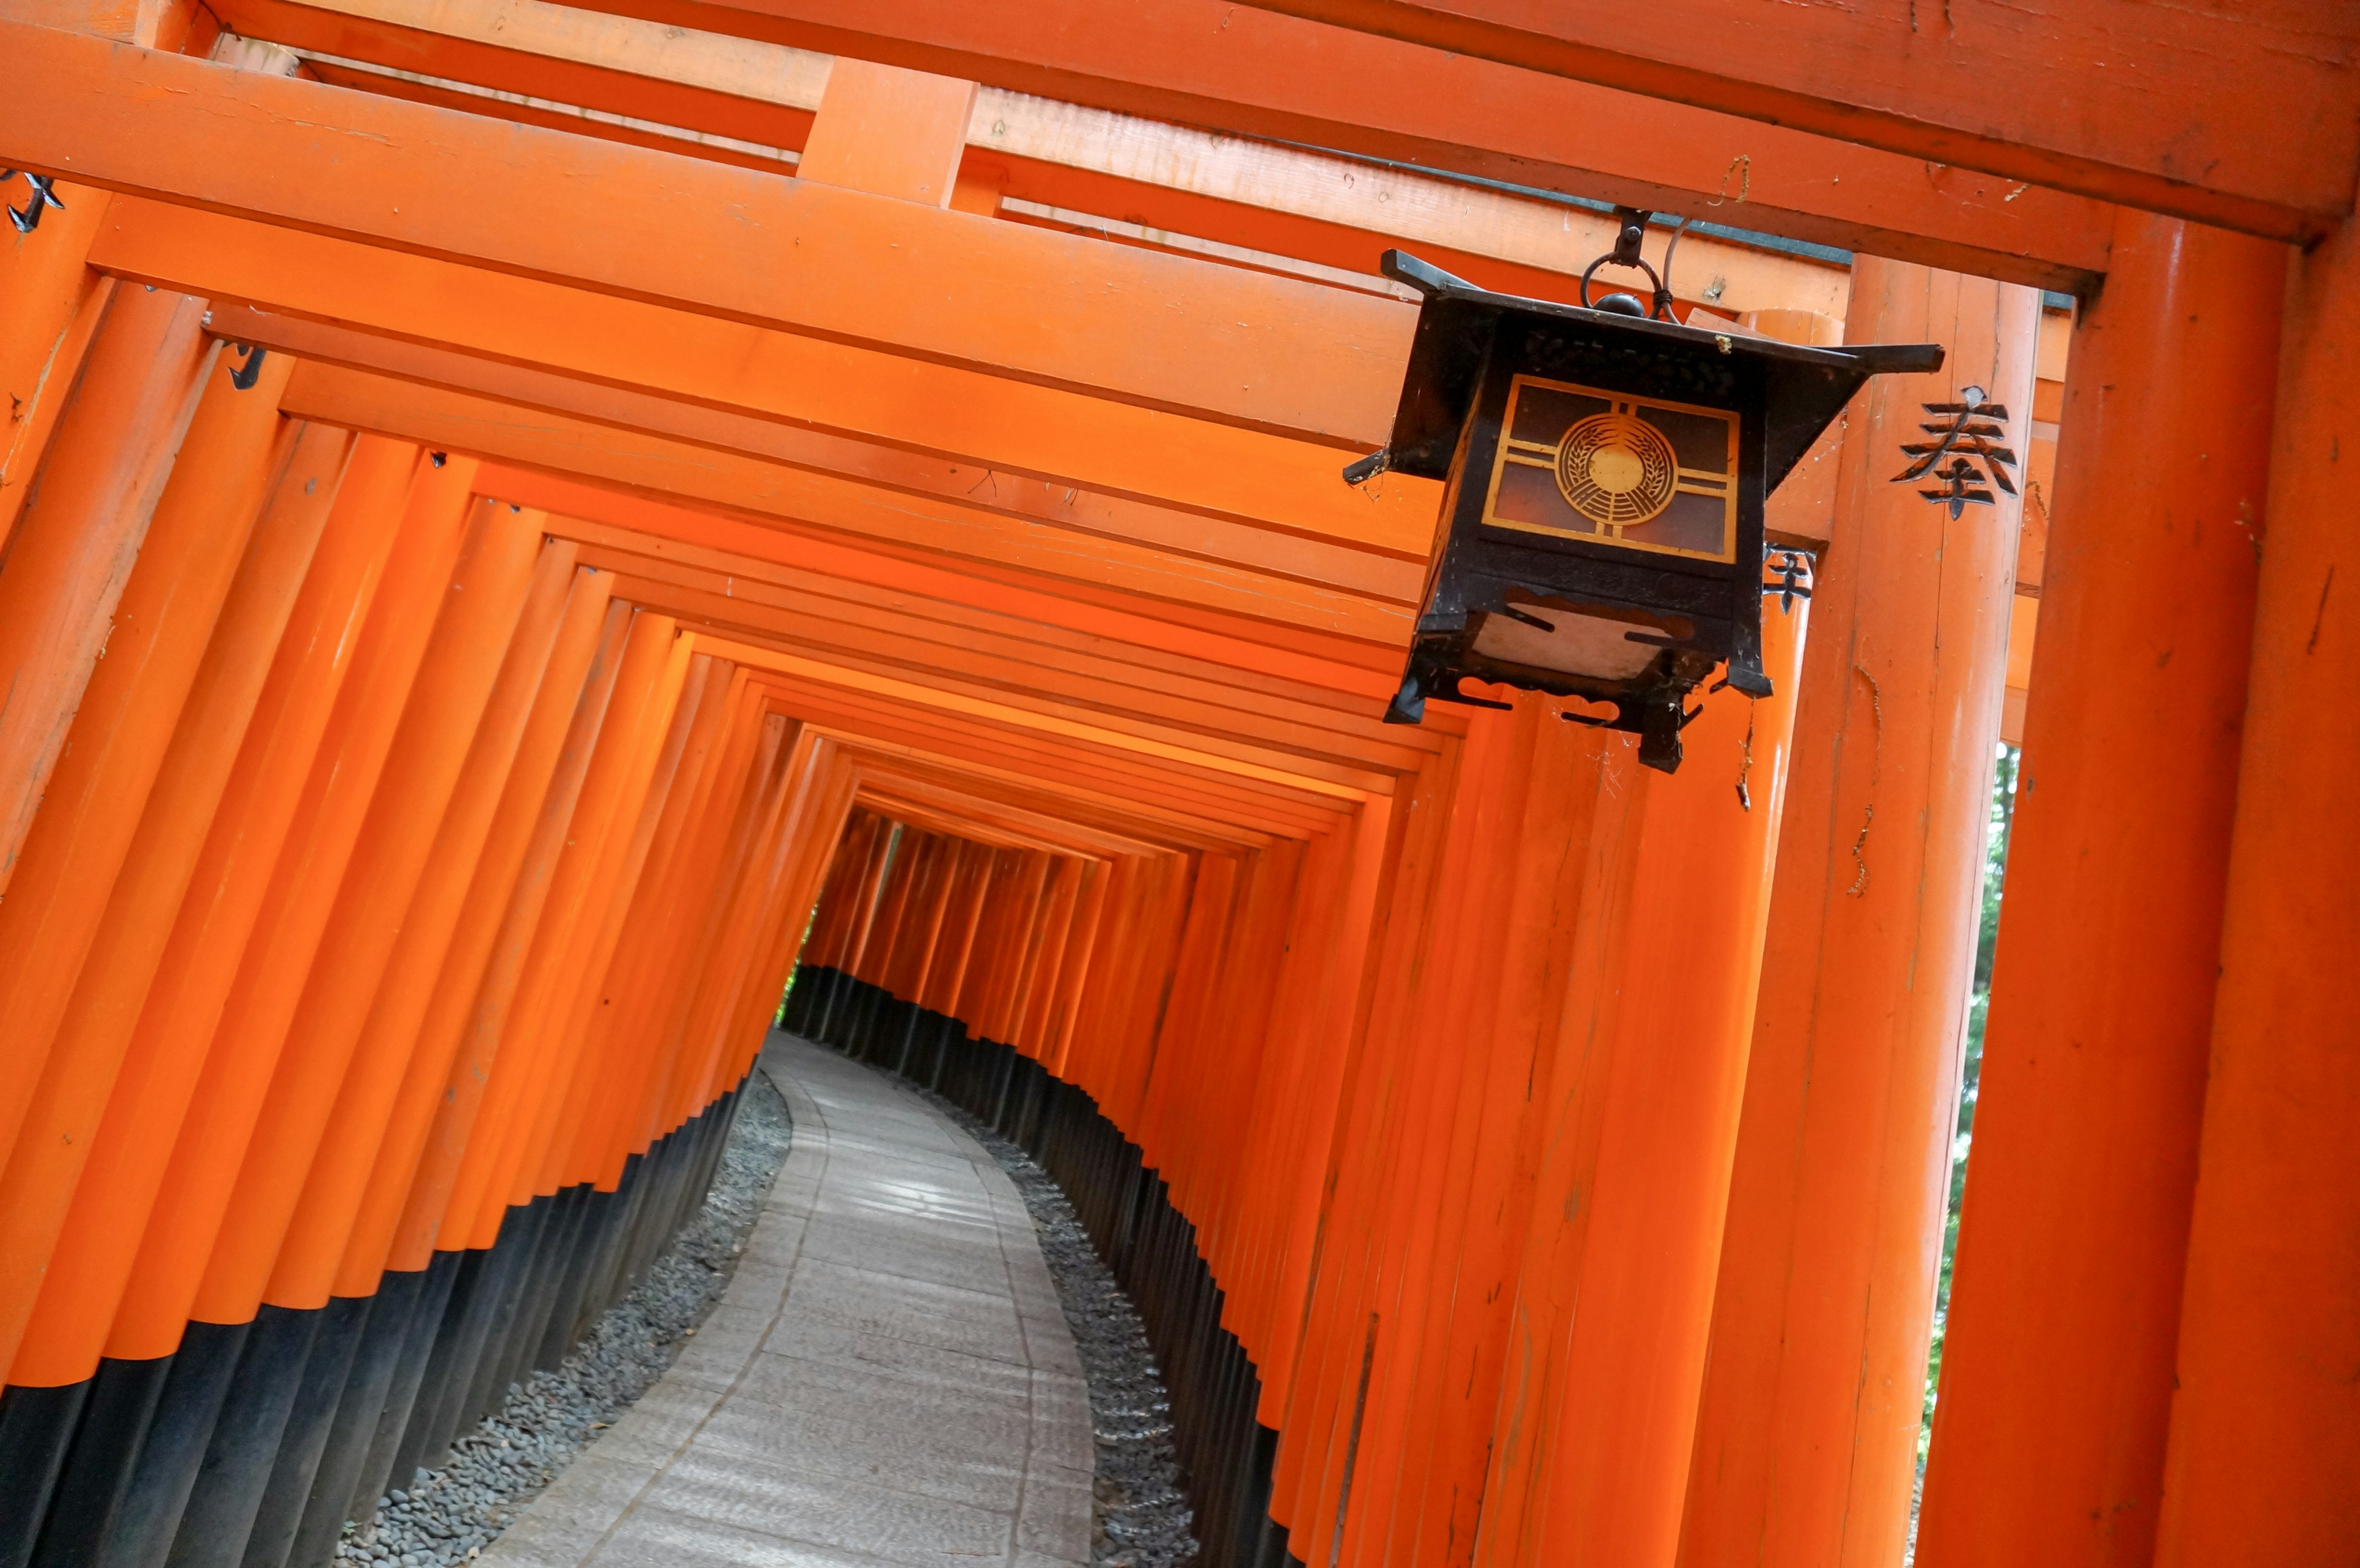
339;1068;794;1566
915;1088;1202;1568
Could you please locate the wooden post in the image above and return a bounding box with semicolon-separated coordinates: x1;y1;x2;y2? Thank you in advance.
2;423;355;1389
1681;260;2039;1568
227;507;551;1318
2149;214;2359;1564
372;597;630;1279
1916;216;2284;1568
0;349;293;1377
281;542;584;1304
1514;603;1804;1568
796;58;977;208
0;286;212;906
0;184;113;549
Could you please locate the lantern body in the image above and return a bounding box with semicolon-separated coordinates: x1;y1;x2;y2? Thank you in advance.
1370;253;1940;770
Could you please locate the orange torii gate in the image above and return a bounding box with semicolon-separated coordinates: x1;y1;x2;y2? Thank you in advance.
0;3;2352;1567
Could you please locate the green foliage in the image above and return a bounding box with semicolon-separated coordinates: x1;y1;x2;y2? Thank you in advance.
1920;743;2020;1454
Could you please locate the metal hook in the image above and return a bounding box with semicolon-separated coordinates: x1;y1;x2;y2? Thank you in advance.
1579;207;1676;320
228;343;269;391
4;172;65;235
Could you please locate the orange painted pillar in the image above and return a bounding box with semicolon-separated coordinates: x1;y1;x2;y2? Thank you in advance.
435;610;680;1255
275;539;583;1305
1913;217;2286;1568
555;661;741;1191
371;595;630;1277
0;285;211;906
503;645;704;1215
0;347;291;1083
1682;261;2039;1568
334;566;615;1295
0;182;113;546
4;422;356;1387
2147;216;2357;1562
203;501;547;1322
1477;601;1805;1568
19;433;407;1379
591;674;769;1146
0;348;295;1371
108;445;469;1357
630;707;795;1155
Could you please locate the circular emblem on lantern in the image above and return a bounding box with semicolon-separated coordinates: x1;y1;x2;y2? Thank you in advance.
1554;411;1677;529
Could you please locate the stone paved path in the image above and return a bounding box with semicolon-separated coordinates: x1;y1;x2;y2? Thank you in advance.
481;1032;1093;1567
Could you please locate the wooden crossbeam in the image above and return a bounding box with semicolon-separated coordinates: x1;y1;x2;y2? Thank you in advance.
726;645;1377;801
0;20;1410;441
477;466;1409;696
723;631;1403;794
277;363;1417;651
1240;0;2354;239
219;0;2116;288
845;751;1286;849
90;201;1436;560
208;0;1854;317
581;554;1433;754
197;304;1424;603
769;697;1353;834
602;571;1438;774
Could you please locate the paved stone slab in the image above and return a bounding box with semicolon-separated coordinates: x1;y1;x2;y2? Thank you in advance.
481;1034;1092;1568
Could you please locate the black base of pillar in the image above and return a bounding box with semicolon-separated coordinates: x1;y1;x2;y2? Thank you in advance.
0;1078;751;1568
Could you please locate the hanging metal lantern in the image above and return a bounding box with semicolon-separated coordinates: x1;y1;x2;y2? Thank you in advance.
1353;228;1941;771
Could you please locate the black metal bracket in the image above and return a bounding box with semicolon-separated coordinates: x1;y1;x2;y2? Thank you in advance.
2;171;65;235
1578;207;1675;321
228;343;269;391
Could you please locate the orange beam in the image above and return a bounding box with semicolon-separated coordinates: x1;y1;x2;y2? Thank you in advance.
514;484;1407;699
233;0;2114;288
705;633;1382;799
81;201;1438;560
1238;0;2350;240
194;301;1425;602
0;20;1412;442
273;363;1415;651
605;573;1434;776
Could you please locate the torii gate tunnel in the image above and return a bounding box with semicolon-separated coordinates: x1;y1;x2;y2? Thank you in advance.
0;2;2352;1566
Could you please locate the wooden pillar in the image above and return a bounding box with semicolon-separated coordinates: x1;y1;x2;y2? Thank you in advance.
28;435;412;1375
215;504;549;1320
0;185;113;549
1680;261;2039;1568
372;597;630;1276
103;442;453;1360
2;424;356;1389
435;610;680;1256
0;349;294;1376
1916;215;2284;1568
2149;214;2358;1563
0;285;212;905
281;543;584;1303
1513;600;1804;1568
503;642;701;1217
170;454;481;1332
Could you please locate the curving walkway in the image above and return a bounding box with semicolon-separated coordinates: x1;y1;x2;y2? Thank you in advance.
481;1033;1094;1568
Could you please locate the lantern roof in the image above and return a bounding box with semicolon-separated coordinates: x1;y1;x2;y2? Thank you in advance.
1373;251;1946;492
